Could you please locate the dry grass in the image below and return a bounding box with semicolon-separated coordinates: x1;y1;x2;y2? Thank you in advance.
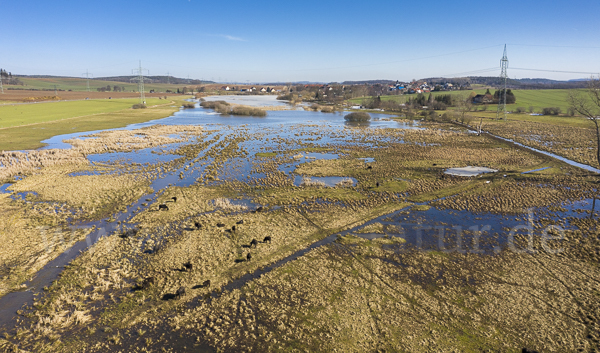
299;176;326;187
66;124;204;155
3;118;600;352
0;193;92;296
482;118;598;167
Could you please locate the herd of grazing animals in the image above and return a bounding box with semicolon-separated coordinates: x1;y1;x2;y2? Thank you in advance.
140;197;275;300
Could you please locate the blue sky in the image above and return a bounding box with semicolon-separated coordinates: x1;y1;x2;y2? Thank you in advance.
3;0;599;82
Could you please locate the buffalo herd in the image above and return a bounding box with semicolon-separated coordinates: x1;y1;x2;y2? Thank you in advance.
137;206;276;299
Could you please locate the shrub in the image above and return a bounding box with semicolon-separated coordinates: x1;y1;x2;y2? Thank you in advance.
380;100;403;112
210;103;267;117
132;104;147;109
428;110;437;120
230;106;267;117
431;101;447;110
541;107;561;115
515;107;526;113
200;100;229;109
344;112;371;122
182;102;195;109
320;106;334;113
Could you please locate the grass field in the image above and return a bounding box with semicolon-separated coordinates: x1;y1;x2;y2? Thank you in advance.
467;110;592;129
0;98;164;129
350;89;583;114
0;98;186;151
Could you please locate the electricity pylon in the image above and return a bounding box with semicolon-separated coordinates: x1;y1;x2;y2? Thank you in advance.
496;44;509;121
132;60;149;105
82;70;93;92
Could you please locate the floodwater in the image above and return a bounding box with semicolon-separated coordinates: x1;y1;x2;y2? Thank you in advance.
486;132;600;174
0;96;597;332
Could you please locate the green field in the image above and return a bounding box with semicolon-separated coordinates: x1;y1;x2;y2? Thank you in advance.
350;89;583;114
0;98;186;150
0;99;165;129
15;77;195;93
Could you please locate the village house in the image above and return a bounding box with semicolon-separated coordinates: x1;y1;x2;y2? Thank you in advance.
472;93;494;104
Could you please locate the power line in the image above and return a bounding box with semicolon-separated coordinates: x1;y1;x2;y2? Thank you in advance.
436;67;498;78
508;43;600;49
497;45;509;121
132;60;149;105
82;69;93;92
511;67;599;75
144;45;503;73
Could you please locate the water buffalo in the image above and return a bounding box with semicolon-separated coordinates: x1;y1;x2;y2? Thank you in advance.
231;225;236;232
194;221;202;229
119;228;138;239
176;286;186;299
236;220;245;225
250;239;258;248
141;277;154;290
202;280;211;287
158;204;169;211
246;253;252;261
263;236;272;243
376;182;380;188
255;206;264;213
172;197;177;202
366;165;373;170
183;261;193;272
522;349;539;353
217;223;225;228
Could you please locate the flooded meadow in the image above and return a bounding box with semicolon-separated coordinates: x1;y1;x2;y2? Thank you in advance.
0;96;599;352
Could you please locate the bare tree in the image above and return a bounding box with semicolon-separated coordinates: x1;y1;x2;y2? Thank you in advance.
455;93;474;124
568;77;600;167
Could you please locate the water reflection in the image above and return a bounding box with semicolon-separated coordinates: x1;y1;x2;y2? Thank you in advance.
344;121;371;128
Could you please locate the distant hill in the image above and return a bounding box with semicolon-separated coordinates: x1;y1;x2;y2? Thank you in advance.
14;74;214;85
96;76;213;85
341;80;396;85
460;76;589;89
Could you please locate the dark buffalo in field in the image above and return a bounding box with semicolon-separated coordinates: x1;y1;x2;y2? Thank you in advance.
119;228;138;239
141;277;154;290
176;286;186;299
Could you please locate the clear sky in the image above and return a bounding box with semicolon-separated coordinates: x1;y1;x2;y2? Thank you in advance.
3;0;599;83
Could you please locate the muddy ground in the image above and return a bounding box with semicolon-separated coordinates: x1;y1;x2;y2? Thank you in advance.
0;111;598;352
